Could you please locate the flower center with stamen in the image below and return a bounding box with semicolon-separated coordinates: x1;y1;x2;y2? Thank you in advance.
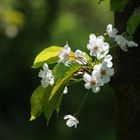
91;80;96;85
101;69;106;75
94;45;98;51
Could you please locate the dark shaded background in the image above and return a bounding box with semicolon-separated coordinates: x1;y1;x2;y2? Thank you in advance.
0;0;116;140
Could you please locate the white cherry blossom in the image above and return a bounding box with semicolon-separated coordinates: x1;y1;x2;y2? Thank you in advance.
115;35;138;52
87;34;109;58
93;62;114;85
115;35;128;51
106;24;118;38
126;40;138;48
104;54;113;68
38;63;54;88
75;50;88;65
58;44;71;63
83;72;101;93
64;115;79;128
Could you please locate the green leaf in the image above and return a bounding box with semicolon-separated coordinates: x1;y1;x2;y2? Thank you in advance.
84;52;92;63
110;0;130;12
98;0;105;4
50;61;81;99
68;78;83;86
55;94;63;113
126;8;140;35
42;61;81;122
30;86;45;121
32;46;63;69
53;61;81;81
43;80;67;122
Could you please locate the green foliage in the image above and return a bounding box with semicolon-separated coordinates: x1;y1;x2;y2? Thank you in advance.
30;86;45;121
110;0;130;12
53;61;81;83
30;61;81;122
33;46;63;69
98;0;106;4
126;8;140;35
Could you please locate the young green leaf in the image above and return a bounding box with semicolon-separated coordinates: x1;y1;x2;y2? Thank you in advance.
55;94;63;114
32;46;63;69
43;81;67;122
42;61;81;122
30;86;45;121
127;8;140;35
53;61;81;81
50;61;81;99
84;52;92;63
110;0;130;12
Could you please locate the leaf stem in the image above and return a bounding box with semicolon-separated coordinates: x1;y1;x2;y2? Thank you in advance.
75;90;90;116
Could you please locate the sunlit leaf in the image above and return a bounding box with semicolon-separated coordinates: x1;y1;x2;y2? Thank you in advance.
53;61;81;81
33;46;63;68
85;52;92;62
110;0;130;12
127;8;140;35
30;85;45;121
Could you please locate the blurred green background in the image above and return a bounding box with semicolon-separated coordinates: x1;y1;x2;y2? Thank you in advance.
0;0;116;140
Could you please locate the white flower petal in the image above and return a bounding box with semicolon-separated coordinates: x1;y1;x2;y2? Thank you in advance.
106;24;113;33
43;63;49;70
97;36;104;42
75;50;88;65
104;54;112;61
63;87;68;94
92;86;100;93
58;44;71;63
64;115;79;128
107;61;113;68
64;44;71;52
83;73;92;83
102;42;109;50
106;24;118;38
127;40;138;48
102;75;110;83
115;35;128;51
106;68;114;76
84;83;91;89
64;115;73;120
89;34;96;43
38;63;54;88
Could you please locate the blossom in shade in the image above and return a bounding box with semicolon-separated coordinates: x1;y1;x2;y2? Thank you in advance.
115;35;138;52
106;24;118;38
38;63;54;88
75;50;88;65
58;44;71;64
64;115;79;128
87;34;109;58
83;72;101;93
115;35;128;51
126;40;138;48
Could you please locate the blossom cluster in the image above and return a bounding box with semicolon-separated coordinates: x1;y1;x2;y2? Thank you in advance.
38;63;54;88
85;33;114;93
106;24;138;51
38;24;138;128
